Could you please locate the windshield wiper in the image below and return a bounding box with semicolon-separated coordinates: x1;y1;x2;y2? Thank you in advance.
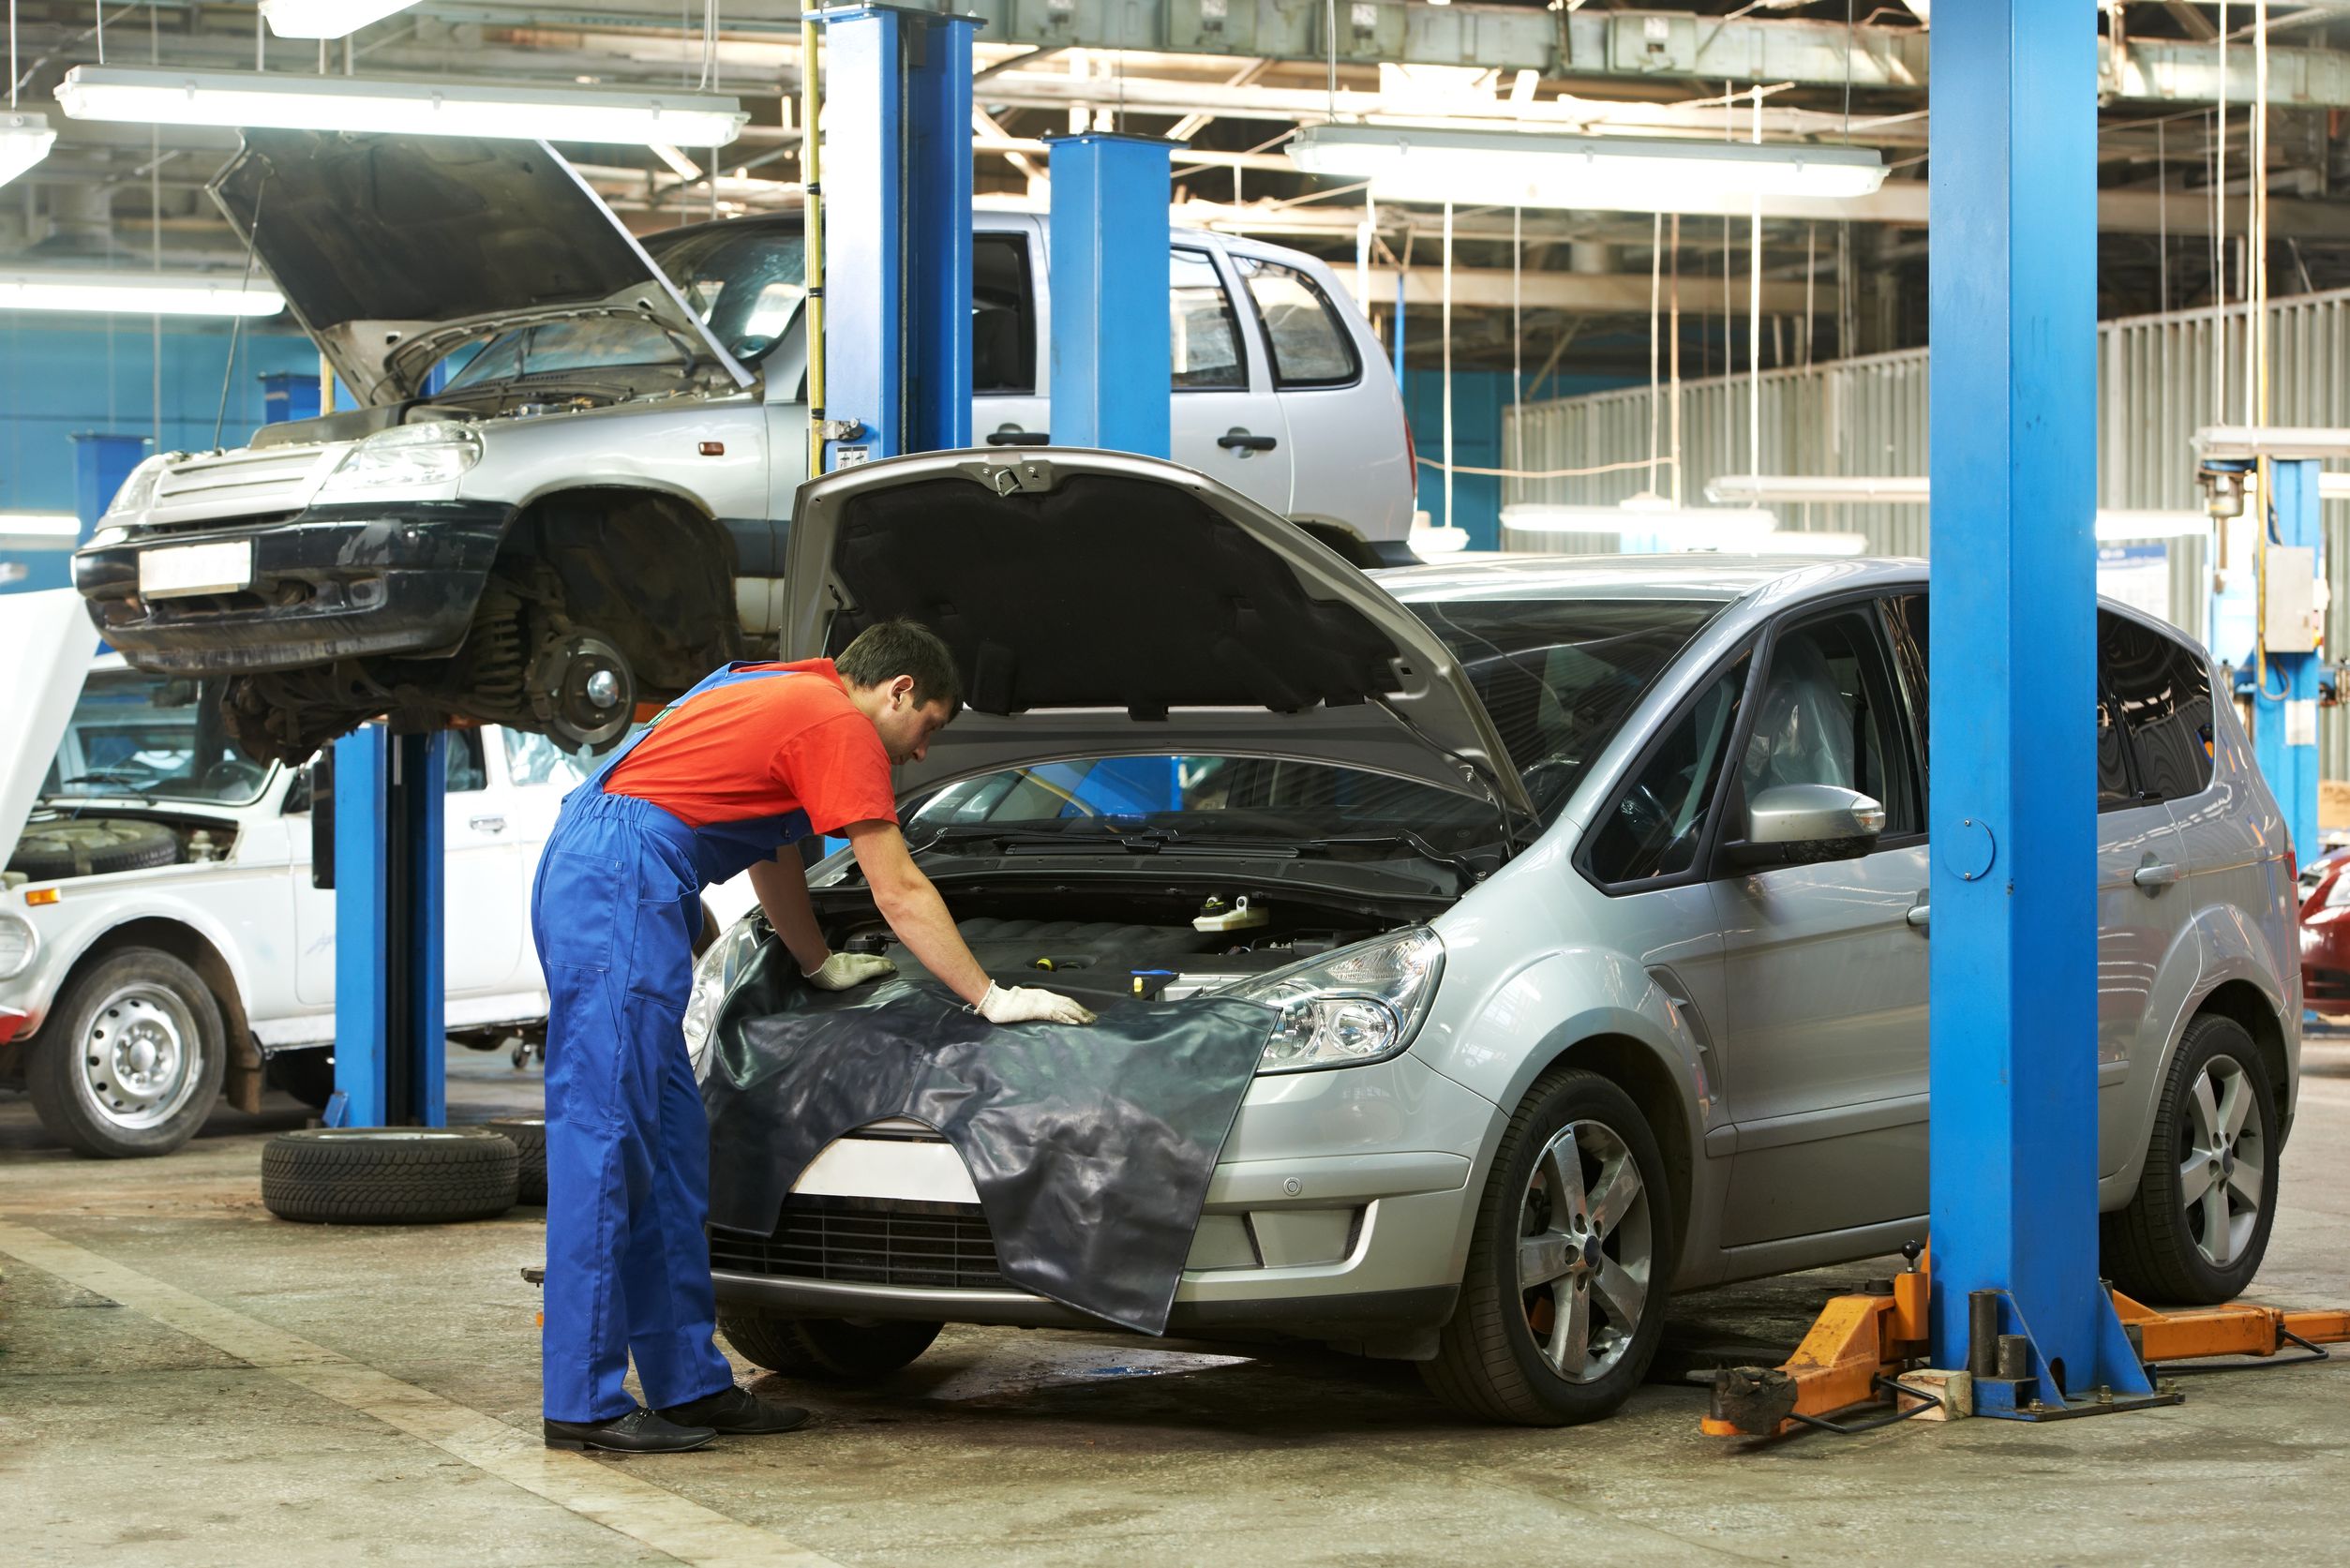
909;824;1295;858
59;771;158;802
1292;832;1487;889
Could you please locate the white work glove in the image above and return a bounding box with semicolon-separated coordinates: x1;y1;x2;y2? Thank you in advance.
801;951;897;991
976;981;1098;1026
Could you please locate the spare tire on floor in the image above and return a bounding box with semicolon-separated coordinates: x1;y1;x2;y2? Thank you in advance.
487;1116;547;1204
8;818;180;880
261;1127;518;1225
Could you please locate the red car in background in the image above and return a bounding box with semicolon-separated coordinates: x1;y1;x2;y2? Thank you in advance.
2299;845;2350;1015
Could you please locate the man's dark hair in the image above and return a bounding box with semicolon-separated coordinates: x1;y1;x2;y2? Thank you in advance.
835;619;963;711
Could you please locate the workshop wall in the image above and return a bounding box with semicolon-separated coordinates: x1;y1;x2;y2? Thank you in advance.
1406;369;1635;548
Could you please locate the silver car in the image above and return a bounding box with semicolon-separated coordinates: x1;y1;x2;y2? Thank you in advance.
692;448;2299;1426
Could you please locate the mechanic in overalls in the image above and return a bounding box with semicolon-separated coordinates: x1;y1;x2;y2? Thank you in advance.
532;619;1097;1455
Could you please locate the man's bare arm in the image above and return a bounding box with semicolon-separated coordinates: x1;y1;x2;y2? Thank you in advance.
747;850;830;974
845;819;994;1006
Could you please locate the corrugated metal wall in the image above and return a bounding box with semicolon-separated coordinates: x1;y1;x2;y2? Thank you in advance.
1502;287;2350;771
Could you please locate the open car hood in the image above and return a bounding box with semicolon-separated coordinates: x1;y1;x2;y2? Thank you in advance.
0;591;94;872
210;131;748;406
783;449;1534;819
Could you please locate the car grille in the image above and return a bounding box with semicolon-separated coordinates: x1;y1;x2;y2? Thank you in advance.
148;447;333;526
710;1197;1005;1290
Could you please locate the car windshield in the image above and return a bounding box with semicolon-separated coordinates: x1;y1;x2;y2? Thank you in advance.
645;223;806;366
442;315;699;391
1404;596;1727;821
42;670;275;806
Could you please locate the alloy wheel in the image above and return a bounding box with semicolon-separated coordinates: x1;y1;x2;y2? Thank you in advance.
75;983;203;1131
1517;1119;1654;1382
2178;1052;2266;1270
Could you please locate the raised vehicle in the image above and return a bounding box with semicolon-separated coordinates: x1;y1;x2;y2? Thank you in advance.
690;448;2300;1426
72;132;1413;766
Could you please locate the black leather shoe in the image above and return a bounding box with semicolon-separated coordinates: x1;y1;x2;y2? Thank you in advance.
543;1407;716;1454
656;1383;812;1434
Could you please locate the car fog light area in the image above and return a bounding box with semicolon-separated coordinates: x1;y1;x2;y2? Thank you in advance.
1231;926;1443;1075
316;421;484;497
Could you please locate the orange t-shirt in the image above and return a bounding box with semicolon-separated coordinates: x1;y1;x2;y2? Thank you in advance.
601;661;899;832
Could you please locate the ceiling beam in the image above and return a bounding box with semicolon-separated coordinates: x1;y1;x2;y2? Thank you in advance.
1362;264;1837;318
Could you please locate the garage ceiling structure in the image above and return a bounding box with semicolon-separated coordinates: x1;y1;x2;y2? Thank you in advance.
5;0;2349;373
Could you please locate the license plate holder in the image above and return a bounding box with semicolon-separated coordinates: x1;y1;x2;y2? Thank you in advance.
139;540;253;599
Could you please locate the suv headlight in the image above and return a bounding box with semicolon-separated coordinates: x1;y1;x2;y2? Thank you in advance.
316;421;483;497
683;915;768;1083
0;913;37;982
104;455;166;519
1228;927;1444;1075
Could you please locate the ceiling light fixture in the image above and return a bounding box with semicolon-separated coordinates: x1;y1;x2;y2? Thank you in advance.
1705;473;1930;506
1502;498;1782;550
0;512;81;550
1;111;54;190
1289;125;1887;216
258;0;422;39
54;66;749;150
0;269;287;317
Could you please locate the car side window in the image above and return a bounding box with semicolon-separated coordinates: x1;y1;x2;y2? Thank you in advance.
1736;609;1920;838
446;729;487;794
972;233;1037;395
1585;653;1751;887
1230;256;1358;388
2095;682;2138;811
1171;248;1248;391
2100;610;2215;801
503;726;589;789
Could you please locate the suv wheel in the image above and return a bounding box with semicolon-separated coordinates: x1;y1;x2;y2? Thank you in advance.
1422;1068;1673;1426
2102;1014;2280;1305
719;1312;941;1381
27;948;226;1158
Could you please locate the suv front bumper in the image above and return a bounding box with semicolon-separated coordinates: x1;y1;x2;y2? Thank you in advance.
74;501;511;673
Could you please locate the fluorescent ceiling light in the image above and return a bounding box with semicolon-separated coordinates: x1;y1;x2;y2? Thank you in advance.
2321;474;2350;501
1707;474;1929;506
1502;500;1781;547
0;512;81;551
0;269;287;317
1289;125;1887;216
54;66;748;150
1409;525;1472;555
1;112;56;190
2194;425;2350;463
260;0;422;38
2094;511;2210;541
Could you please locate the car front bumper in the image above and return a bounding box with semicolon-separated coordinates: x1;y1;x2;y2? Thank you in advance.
73;500;512;673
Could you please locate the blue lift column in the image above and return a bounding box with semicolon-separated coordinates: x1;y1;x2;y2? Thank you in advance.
327;727;448;1127
816;3;976;470
1926;0;2158;1415
1046;132;1173;457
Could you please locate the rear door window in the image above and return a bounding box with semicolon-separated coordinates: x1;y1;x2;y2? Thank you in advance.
1232;257;1358;388
1171;248;1248;390
972;232;1037;395
2101;610;2215;801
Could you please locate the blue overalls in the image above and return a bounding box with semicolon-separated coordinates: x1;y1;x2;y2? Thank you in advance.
531;664;819;1424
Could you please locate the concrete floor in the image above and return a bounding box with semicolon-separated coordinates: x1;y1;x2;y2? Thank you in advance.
4;1041;2348;1567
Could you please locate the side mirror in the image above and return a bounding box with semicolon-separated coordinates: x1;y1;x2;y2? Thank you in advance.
1728;784;1886;868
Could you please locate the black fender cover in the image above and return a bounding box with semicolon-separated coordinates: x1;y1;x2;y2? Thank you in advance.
702;942;1277;1335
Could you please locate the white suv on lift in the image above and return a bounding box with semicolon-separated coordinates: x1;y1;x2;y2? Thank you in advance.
73;130;1414;769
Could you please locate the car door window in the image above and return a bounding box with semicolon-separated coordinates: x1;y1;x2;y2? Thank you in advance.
1584;652;1751;887
446;729;487;793
1171;248;1248;390
502;727;590;789
972;232;1037;395
2101;610;2215;802
1738;610;1919;837
1231;256;1358;388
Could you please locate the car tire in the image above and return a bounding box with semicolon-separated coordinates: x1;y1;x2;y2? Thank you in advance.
2101;1014;2280;1306
718;1312;941;1381
7;819;180;881
1421;1068;1674;1426
261;1127;518;1225
270;1049;337;1111
26;948;226;1158
488;1116;548;1204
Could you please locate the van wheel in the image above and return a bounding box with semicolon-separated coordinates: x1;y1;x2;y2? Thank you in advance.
1422;1068;1672;1426
2102;1015;2280;1305
27;948;225;1158
719;1312;940;1381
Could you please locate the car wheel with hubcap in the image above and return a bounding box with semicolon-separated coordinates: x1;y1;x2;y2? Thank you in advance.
26;948;226;1158
1422;1068;1672;1426
2102;1013;2280;1305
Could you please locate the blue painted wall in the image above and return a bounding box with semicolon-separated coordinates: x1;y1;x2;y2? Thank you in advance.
1403;368;1638;549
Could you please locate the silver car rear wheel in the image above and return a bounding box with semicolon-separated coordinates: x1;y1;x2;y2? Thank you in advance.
2178;1052;2267;1273
1517;1120;1654;1385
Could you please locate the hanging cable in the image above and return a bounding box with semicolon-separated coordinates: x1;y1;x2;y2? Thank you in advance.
1648;209;1662;496
2219;1;2231;421
1324;0;1338;122
1749;86;1762;486
212;176;268;451
1669;213;1683;506
1803;221;1816;371
1512;205;1523;482
8;0;18;108
801;12;825;480
1442;200;1455;536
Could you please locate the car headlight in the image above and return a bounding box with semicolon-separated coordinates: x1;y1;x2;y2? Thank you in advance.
1228;926;1444;1075
682;915;768;1083
104;455;166;519
316;421;483;497
0;914;37;982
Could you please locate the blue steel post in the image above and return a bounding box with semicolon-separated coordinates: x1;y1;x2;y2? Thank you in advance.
331;726;448;1127
1047;133;1173;456
1926;0;2153;1411
816;4;975;468
2255;459;2323;864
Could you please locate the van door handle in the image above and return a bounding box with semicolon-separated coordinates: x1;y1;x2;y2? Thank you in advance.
1906;903;1930;932
985;428;1049;446
470;814;508;834
1217;429;1279;452
2133;859;2182;891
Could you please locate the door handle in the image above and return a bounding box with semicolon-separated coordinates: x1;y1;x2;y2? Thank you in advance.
1217;429;1279;452
985;428;1049;446
2133;860;2182;891
470;814;508;834
1906;903;1930;932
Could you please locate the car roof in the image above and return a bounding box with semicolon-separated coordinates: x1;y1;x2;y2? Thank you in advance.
1372;552;1929;605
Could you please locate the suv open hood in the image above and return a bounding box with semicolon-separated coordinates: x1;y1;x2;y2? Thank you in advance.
783;450;1533;819
0;591;95;873
210;131;748;407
